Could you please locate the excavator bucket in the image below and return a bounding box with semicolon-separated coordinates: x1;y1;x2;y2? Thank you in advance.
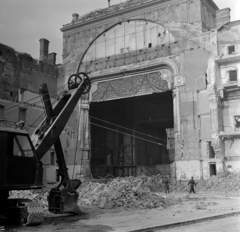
48;187;81;214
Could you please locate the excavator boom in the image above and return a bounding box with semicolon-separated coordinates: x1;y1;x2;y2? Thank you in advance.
0;72;91;224
32;73;91;160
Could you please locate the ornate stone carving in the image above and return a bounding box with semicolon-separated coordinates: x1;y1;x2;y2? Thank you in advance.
91;70;172;101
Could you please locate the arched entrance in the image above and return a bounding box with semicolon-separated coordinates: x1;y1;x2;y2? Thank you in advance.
89;64;176;177
75;19;183;178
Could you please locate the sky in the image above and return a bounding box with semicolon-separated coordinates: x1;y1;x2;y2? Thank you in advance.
0;0;239;64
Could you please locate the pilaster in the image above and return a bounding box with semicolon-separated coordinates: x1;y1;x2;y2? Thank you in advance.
78;95;91;177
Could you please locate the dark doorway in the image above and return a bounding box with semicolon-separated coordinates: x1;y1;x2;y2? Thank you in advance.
209;163;217;176
89;91;174;177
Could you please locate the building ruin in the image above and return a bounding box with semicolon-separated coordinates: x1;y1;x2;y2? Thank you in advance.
0;39;60;182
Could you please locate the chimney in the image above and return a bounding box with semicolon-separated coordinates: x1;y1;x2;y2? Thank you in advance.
108;0;110;7
72;13;79;22
39;38;49;60
47;52;57;65
216;8;231;28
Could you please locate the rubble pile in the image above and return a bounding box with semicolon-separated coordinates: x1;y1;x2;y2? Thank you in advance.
78;175;180;209
177;172;240;193
9;190;48;209
201;172;240;192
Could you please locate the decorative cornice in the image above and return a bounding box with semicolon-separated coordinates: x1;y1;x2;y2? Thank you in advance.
61;0;188;33
89;57;180;81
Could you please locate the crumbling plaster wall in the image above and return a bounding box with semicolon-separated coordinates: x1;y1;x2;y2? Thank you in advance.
217;24;240;57
176;160;201;180
0;44;58;99
177;49;209;159
216;23;240;173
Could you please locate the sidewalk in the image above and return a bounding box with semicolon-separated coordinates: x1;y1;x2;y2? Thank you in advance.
74;194;240;231
130;209;240;232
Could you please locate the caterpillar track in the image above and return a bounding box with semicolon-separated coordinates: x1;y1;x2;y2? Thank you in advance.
22;202;44;226
0;199;44;226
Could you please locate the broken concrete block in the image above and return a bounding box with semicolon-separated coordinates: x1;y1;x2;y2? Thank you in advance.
98;197;113;209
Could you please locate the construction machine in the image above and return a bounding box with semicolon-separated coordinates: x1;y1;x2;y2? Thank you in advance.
0;72;91;225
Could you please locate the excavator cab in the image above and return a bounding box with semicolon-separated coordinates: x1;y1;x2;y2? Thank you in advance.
0;127;43;225
0;127;43;190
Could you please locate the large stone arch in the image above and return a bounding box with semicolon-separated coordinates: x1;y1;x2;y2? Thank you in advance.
63;18;177;72
72;19;185;179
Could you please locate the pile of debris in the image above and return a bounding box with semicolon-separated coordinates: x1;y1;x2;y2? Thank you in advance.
200;172;240;192
78;175;180;209
9;190;48;209
177;172;240;193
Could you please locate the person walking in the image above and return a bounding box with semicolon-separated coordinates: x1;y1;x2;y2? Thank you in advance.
163;176;170;194
188;176;197;194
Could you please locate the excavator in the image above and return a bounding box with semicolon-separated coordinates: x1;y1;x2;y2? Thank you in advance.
0;72;91;225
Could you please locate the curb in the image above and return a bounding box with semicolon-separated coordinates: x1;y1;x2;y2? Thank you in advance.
129;210;240;232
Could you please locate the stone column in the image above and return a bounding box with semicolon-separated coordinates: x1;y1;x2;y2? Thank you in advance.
173;74;185;161
78;96;91;178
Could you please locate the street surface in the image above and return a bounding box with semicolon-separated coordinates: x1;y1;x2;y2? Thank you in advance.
4;192;240;232
161;215;240;232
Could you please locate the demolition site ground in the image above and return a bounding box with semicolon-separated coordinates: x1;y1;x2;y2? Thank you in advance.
3;173;240;232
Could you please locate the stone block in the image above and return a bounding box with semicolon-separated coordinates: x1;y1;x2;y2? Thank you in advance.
98;197;113;209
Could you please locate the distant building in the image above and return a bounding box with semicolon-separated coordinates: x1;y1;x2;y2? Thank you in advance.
59;0;240;180
0;39;60;183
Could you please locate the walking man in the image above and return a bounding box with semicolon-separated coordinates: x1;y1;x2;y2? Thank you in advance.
163;176;170;194
188;176;196;194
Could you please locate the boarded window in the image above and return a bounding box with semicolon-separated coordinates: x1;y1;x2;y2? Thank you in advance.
225;89;240;99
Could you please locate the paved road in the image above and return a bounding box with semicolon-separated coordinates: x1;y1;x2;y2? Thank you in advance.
160;215;240;232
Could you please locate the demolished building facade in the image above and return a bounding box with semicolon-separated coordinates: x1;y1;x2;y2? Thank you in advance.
0;39;60;182
59;0;240;181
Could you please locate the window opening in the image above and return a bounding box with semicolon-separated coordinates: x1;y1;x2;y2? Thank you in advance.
50;152;55;165
208;142;215;158
148;43;152;48
234;115;240;130
229;70;237;82
13;135;34;157
228;45;235;55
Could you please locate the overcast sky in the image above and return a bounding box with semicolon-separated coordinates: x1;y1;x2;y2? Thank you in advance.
0;0;239;63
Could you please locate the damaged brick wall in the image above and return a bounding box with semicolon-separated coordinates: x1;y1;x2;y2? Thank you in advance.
0;43;60;183
0;43;58;100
